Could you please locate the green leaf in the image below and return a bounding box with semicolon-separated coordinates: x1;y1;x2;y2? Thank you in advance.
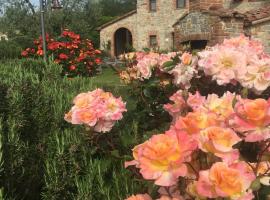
162;61;175;72
251;178;261;191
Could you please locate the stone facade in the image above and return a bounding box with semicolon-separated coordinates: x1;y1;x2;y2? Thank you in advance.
98;0;270;56
248;22;270;53
99;0;188;56
174;0;270;52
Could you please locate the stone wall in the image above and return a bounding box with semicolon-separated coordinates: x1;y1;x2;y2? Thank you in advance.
174;11;246;48
248;21;270;53
99;13;137;56
135;0;187;51
189;0;223;11
99;0;270;56
174;12;211;45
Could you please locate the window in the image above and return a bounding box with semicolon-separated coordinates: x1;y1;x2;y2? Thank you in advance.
149;35;157;47
176;0;185;8
150;0;157;12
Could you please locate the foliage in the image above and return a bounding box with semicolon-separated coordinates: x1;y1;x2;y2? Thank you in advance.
122;36;270;200
0;0;137;50
0;59;146;200
0;40;22;59
21;30;102;77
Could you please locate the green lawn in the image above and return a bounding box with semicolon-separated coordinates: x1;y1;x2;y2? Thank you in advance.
92;67;123;86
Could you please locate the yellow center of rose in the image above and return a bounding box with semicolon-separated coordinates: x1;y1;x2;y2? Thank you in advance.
80;111;95;123
142;135;181;171
221;57;234;68
208;128;233;148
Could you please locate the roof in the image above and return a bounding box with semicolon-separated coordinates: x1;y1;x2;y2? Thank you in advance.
244;6;270;25
205;8;245;18
173;5;270;27
97;10;137;31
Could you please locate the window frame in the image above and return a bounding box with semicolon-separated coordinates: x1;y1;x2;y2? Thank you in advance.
176;0;186;9
149;0;157;12
149;35;158;48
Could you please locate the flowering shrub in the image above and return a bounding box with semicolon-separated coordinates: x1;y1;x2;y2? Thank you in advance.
21;30;102;77
198;35;270;94
126;90;270;199
64;89;126;133
123;36;270;199
119;51;198;89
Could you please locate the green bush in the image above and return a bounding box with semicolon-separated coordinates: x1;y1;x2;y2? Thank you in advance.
0;40;22;59
0;59;147;200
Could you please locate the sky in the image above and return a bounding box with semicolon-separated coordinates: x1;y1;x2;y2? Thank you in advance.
31;0;40;6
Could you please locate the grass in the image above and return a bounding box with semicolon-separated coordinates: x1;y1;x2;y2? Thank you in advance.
92;67;123;87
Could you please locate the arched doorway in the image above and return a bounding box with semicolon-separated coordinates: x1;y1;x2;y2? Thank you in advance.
114;28;133;56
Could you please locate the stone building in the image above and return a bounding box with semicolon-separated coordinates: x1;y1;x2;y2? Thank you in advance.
98;0;270;56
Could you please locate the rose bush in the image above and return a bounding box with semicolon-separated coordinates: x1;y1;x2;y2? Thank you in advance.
21;30;102;77
123;35;270;200
64;88;127;133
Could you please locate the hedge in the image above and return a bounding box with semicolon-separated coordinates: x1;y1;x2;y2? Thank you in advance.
0;59;147;200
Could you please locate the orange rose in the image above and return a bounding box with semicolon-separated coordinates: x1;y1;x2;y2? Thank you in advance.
125;194;152;200
174;111;220;136
126;132;197;186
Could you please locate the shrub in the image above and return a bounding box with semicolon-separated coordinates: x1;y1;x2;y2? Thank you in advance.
0;40;22;59
0;59;145;200
21;30;102;77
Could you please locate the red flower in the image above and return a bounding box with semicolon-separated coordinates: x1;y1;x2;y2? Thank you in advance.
94;49;101;54
21;50;28;57
62;29;70;37
48;41;61;51
59;53;69;60
69;65;76;71
37;49;43;56
95;58;102;64
77;53;86;62
34;40;40;45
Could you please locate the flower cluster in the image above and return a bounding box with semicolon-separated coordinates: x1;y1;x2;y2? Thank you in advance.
198;35;270;94
126;89;270;200
120;52;177;81
21;30;102;77
168;52;199;89
64;89;126;133
119;51;199;90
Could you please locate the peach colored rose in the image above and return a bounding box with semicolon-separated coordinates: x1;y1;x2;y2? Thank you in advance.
71;108;97;126
172;111;220;136
230;98;270;142
204;92;236;120
197;162;255;199
198;46;248;85
126;132;197;186
199;127;241;163
181;52;192;65
163;90;186;121
187;91;206;111
125;194;152;200
240;57;270;94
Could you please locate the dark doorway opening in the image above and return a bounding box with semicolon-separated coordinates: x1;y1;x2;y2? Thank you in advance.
114;28;133;56
182;40;208;50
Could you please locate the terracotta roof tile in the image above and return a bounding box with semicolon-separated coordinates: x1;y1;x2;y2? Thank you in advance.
244;6;270;24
